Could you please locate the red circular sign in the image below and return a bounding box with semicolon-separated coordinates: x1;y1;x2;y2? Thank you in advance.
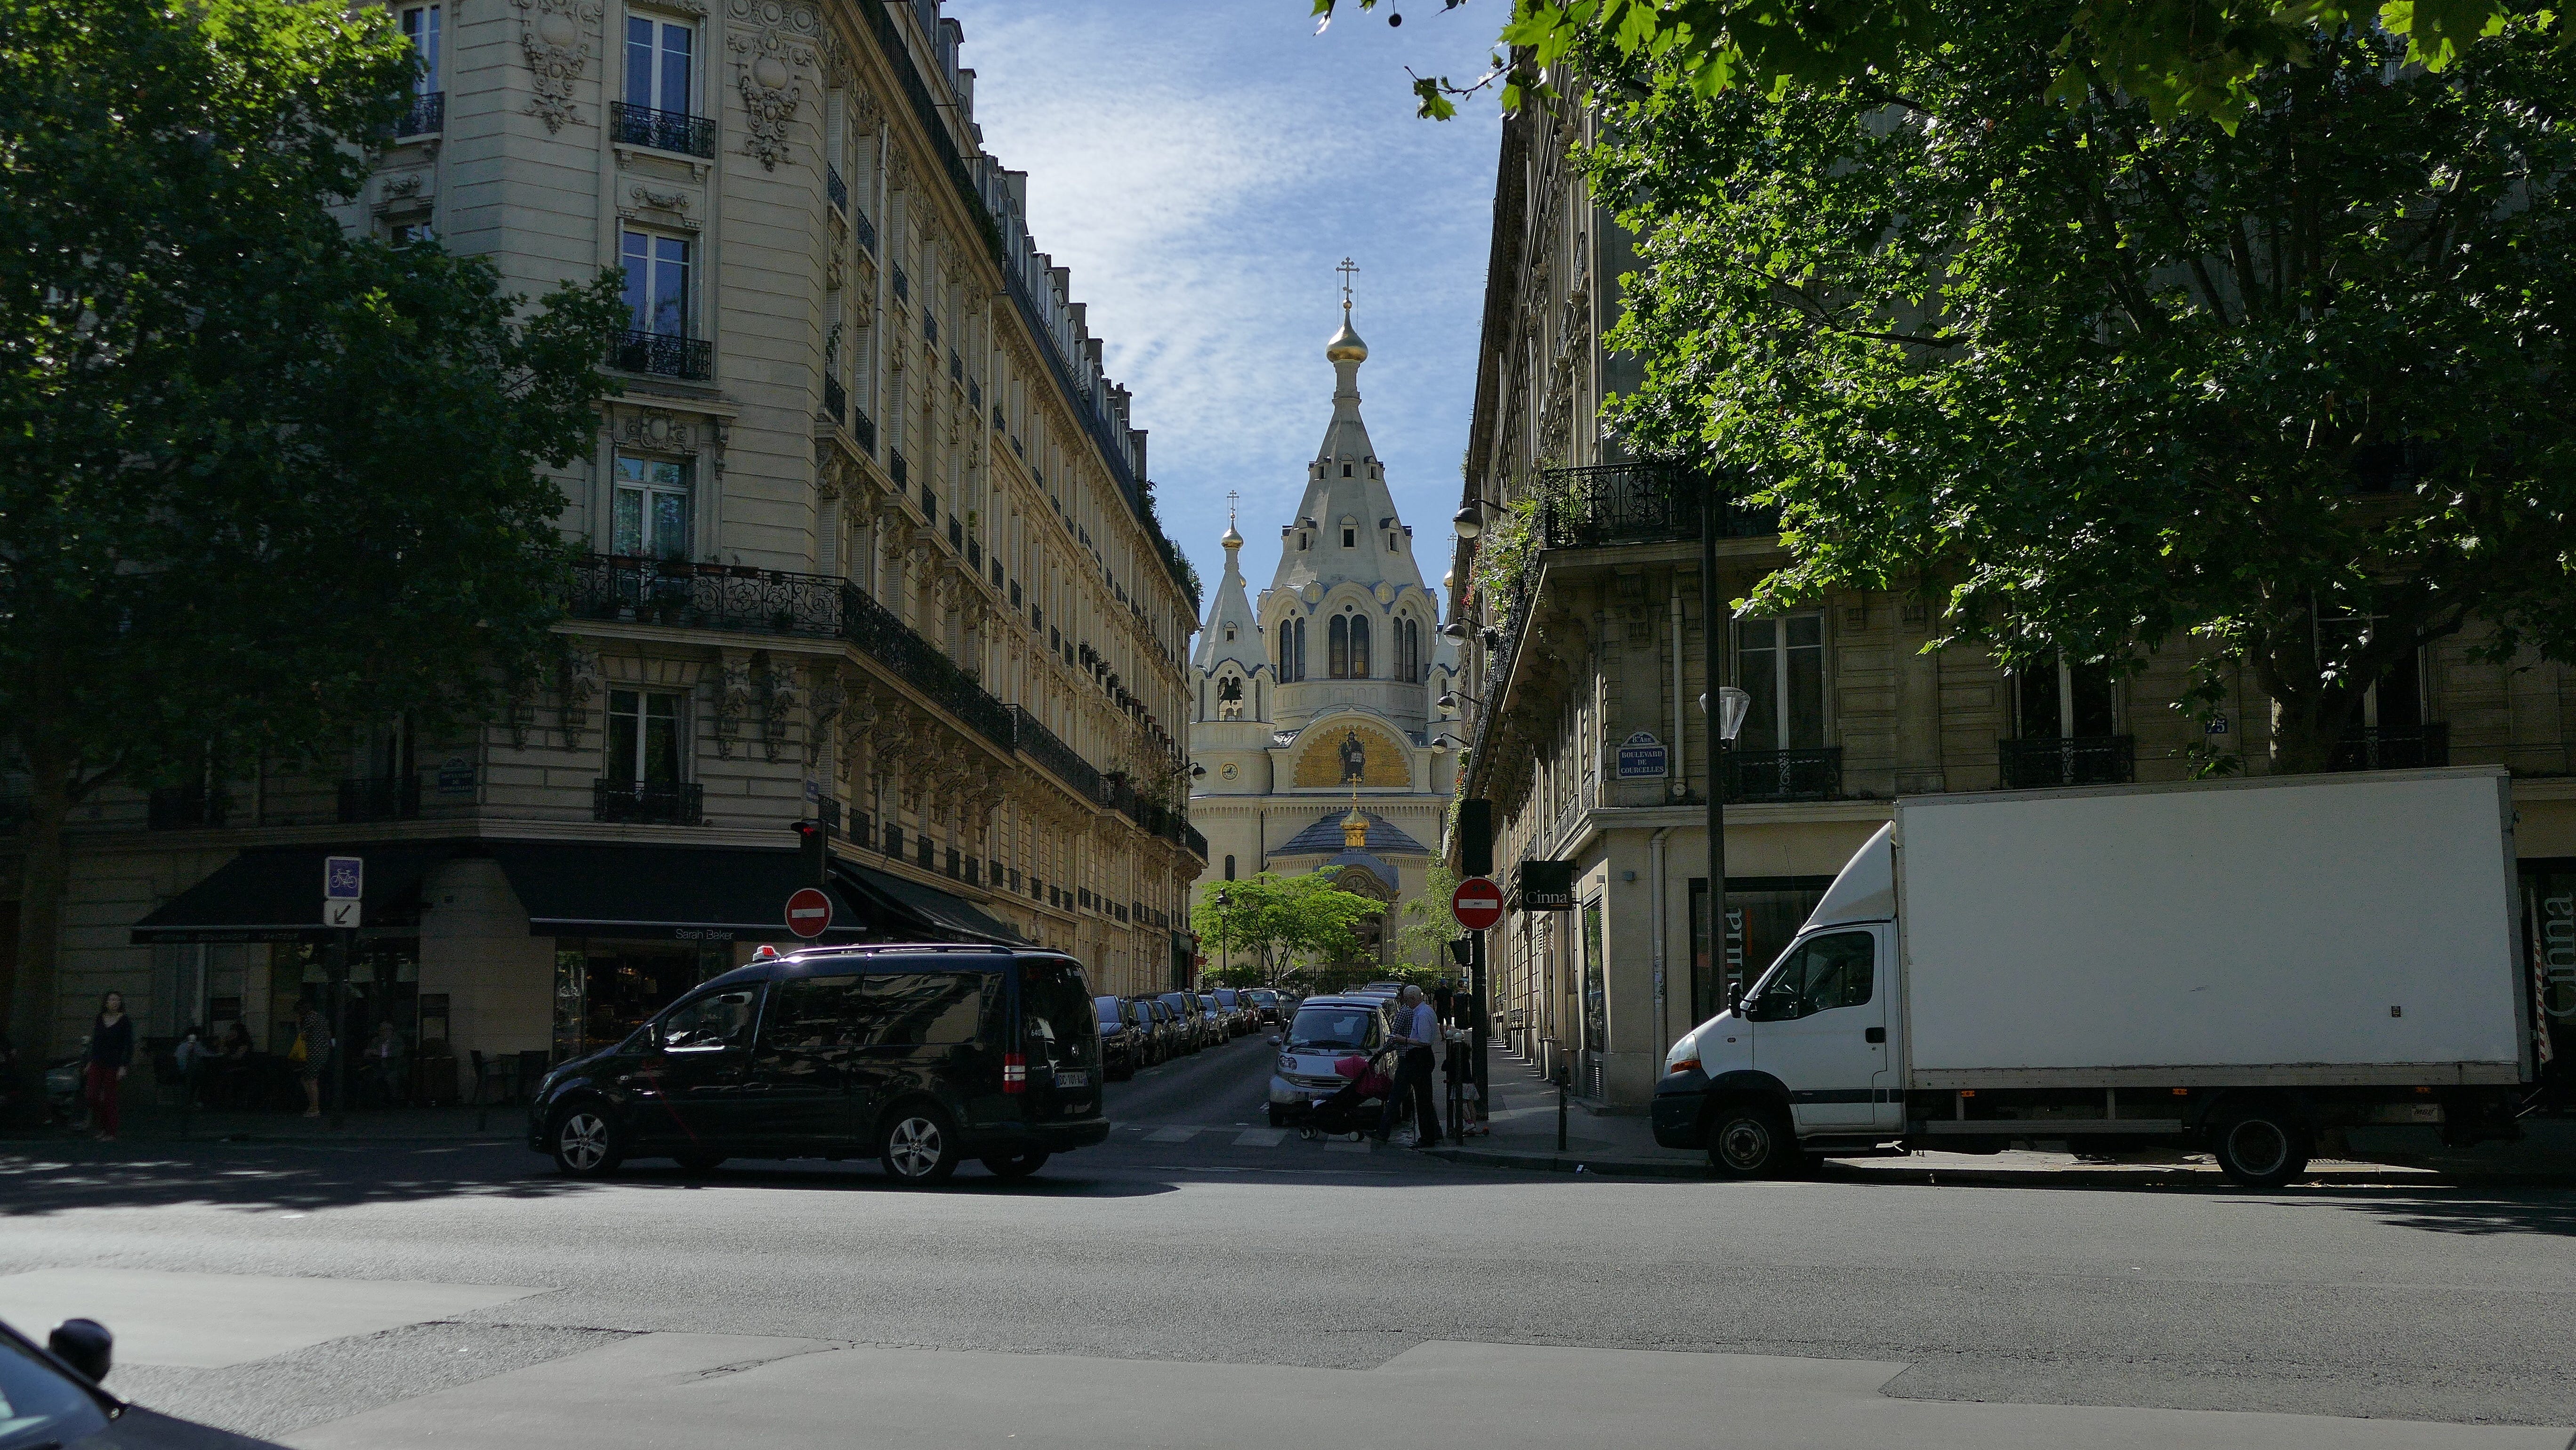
1451;876;1505;932
785;886;834;940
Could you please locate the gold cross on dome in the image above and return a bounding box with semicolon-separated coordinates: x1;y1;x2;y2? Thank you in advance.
1227;490;1240;529
1336;257;1360;311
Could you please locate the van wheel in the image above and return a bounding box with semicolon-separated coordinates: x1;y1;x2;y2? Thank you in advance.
1707;1104;1801;1179
881;1104;961;1184
673;1152;726;1175
982;1152;1051;1180
551;1107;624;1177
2209;1108;2311;1189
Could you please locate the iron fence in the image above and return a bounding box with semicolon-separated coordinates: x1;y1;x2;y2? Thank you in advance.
1008;706;1100;798
1999;735;2136;789
826;164;848;214
1722;747;1843;802
569;555;845;637
609;102;716;158
853;408;877;453
822;376;847;427
2330;723;2450;772
608;329;711;381
337;774;423;823
592;779;703;825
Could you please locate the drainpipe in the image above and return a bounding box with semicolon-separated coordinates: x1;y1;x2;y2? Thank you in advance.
1670;591;1686;799
1649;826;1672;1055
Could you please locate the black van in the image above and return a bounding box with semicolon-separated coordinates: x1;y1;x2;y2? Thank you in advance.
528;945;1108;1184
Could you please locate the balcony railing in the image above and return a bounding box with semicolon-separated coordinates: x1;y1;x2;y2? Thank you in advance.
1722;747;1843;803
609;101;716;158
395;91;444;137
148;785;227;831
1009;707;1100;798
826;164;848;213
571;555;846;636
608;329;711;381
822;376;847;427
593;779;703;825
1999;735;2136;789
1538;463;1779;550
890;450;909;489
841;584;1017;751
853;408;877;452
2330;723;2450;772
853;209;877;254
337;774;423;823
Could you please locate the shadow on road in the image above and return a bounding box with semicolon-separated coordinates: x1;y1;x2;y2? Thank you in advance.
2317;1192;2576;1238
0;1143;1183;1217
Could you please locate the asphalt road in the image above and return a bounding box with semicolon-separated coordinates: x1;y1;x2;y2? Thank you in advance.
4;1029;2573;1447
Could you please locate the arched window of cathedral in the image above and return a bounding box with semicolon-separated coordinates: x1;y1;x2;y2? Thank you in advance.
1295;618;1307;679
1328;615;1349;678
1351;615;1371;677
1218;675;1243;720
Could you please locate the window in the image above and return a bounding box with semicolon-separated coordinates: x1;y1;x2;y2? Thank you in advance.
389;220;437;247
401;5;441;94
1342;463;1353;477
1737;615;1825;751
1388;533;1399;551
612;454;691;558
1224;623;1237;642
2016;655;2117;739
1745;930;1875;1021
1217;675;1243;720
620;230;690;337
1328;616;1349;677
625;14;692;115
1224;855;1237;881
657;984;760;1049
606;689;682;785
1343;528;1356;548
1350;615;1370;677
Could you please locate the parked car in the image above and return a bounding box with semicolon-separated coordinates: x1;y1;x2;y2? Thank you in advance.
1266;995;1391;1127
1213;989;1258;1036
1243;988;1284;1025
1094;994;1144;1080
0;1313;282;1446
1157;991;1213;1052
1136;995;1181;1062
531;945;1109;1184
1194;994;1230;1044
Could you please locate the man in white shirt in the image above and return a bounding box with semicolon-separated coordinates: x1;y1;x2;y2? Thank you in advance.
1377;986;1444;1147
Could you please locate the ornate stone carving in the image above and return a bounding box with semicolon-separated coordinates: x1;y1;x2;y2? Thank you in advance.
887;145;914;193
715;651;753;757
728;22;815;171
511;0;602;132
618;184;698;229
760;656;799;763
561;643;603;747
613;408;696;454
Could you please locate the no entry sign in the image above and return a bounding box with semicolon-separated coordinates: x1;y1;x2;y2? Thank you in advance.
785;886;834;939
1451;876;1505;932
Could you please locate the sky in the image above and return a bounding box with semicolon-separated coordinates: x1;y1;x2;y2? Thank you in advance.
945;0;1502;624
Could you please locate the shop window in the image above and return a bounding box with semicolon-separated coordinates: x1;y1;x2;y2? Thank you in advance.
612;454;691;559
1736;614;1825;751
1691;876;1836;1026
605;689;683;784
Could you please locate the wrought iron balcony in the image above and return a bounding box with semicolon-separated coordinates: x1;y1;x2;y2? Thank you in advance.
608;329;711;381
826;164;848;213
395;91;444;137
811;796;842;832
890;449;909;489
840;583;1015;750
148;785;227;831
593;779;703;825
571;555;845;636
822;375;847;427
609;101;716;158
853;209;877;254
2330;723;2450;772
1722;747;1843;803
852;408;877;453
338;774;422;823
892;264;910;302
1538;462;1779;549
1999;735;2136;789
948;516;963;550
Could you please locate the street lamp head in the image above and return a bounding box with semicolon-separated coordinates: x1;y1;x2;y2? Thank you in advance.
1715;685;1753;743
1438;691;1460;712
1190;762;1207;779
1440;620;1468;641
1451;502;1483;540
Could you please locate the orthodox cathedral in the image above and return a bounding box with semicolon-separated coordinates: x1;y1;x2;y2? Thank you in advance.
1187;300;1460;965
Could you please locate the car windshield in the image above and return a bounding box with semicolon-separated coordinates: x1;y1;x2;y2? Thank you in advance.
1288;1005;1378;1051
0;1328;111;1446
1095;995;1124;1027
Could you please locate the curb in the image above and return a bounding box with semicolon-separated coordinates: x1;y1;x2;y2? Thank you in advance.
1430;1146;2576;1189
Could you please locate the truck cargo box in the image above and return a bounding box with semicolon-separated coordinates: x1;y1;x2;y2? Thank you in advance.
1893;767;2528;1088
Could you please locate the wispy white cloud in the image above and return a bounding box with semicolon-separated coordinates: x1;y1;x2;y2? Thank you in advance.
949;0;1499;610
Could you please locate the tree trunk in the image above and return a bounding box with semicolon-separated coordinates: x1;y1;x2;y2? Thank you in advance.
2269;705;2348;775
8;737;75;1108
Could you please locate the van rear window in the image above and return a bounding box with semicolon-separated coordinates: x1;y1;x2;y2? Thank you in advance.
1021;959;1097;1069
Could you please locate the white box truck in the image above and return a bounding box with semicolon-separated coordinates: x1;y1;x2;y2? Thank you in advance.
1650;766;2540;1186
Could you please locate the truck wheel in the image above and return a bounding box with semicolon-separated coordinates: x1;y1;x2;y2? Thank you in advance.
2209;1108;2312;1189
1707;1104;1802;1179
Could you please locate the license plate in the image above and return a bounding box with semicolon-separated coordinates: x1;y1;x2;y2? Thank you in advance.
1055;1071;1089;1088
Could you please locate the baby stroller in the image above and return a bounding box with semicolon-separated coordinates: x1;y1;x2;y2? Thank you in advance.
1295;1046;1400;1141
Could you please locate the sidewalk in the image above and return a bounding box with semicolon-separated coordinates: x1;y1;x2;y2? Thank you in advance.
1431;1045;2576;1188
14;1097;524;1145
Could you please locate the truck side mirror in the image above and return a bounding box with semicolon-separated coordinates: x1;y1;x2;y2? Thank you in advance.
50;1319;112;1384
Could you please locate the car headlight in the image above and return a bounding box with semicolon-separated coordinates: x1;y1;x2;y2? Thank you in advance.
1277;1053;1297;1073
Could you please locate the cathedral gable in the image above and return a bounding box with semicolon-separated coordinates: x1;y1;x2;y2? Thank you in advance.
1290;719;1410;789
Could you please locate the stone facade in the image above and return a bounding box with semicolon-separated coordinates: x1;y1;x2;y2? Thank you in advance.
1448;86;2576;1110
0;0;1205;1080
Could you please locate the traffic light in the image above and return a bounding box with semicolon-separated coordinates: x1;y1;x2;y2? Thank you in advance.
792;820;828;886
1458;798;1493;876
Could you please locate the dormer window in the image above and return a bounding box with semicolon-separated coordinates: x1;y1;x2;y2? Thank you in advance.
1224;624;1237;642
1342;528;1355;548
1342;463;1353;477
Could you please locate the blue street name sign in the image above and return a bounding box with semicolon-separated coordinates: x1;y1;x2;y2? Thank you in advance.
1616;732;1668;779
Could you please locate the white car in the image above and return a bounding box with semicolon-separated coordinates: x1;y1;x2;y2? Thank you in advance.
1266;995;1394;1127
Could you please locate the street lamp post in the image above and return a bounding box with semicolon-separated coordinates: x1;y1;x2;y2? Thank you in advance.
1701;479;1754;1021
